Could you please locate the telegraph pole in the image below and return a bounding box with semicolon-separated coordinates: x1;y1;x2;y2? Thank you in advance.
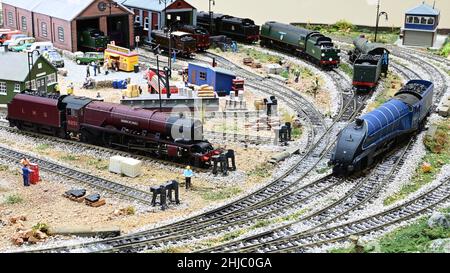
209;0;215;34
374;0;388;42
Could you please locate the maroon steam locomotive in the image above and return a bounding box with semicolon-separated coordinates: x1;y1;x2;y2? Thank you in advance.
7;93;220;167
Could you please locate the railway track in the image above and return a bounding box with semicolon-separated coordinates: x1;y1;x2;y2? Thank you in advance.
202;139;414;252
204;130;274;145
0;144;155;206
21;44;374;253
265;174;450;253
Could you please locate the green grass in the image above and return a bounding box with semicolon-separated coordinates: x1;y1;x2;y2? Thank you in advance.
299;21;399;44
251;219;273;229
248;163;273;179
384;120;450;206
35;143;51;152
242;47;282;64
220;230;246;242
59;155;77;161
331;216;450;253
280;209;308;222
292;127;302;139
439;38;450;57
378;218;450;253
200;187;242;201
0;164;8;172
87;158;108;170
280;70;290;79
367;72;402;111
339;62;353;77
4;194;23;204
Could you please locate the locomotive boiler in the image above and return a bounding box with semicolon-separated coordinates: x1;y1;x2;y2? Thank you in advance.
197;12;260;43
260;22;341;69
329;80;434;175
7;94;219;167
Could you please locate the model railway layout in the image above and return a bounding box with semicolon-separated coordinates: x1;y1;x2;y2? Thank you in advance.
0;0;449;259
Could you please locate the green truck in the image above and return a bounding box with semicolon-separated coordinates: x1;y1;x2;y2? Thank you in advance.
78;28;108;51
260;22;340;69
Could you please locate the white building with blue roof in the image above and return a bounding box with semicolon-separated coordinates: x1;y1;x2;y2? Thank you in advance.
402;2;440;47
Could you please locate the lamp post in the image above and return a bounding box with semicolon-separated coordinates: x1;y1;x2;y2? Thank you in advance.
374;0;388;42
27;49;40;92
209;0;215;34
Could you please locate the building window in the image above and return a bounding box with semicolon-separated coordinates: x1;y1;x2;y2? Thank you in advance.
427;17;435;25
0;82;6;95
413;17;420;24
135;15;141;23
21;16;27;31
407;16;413;24
57;27;65;42
41;22;48;37
420;17;427;24
7;12;13;26
26;80;37;90
200;72;207;81
47;73;57;84
144;17;149;30
14;83;21;93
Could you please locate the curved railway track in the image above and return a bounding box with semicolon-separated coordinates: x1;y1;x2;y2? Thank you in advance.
0;145;155;206
202;139;414;252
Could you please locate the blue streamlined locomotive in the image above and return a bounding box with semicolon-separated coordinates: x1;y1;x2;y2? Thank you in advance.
329;80;434;175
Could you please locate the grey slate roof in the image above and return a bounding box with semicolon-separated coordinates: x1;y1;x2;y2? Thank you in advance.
121;0;170;11
406;3;440;16
2;0;133;21
0;52;41;82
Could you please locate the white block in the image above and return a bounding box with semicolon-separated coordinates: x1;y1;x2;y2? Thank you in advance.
109;156;125;174
120;158;142;178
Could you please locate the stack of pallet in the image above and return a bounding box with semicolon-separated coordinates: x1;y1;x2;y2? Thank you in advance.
122;84;140;98
196;85;215;98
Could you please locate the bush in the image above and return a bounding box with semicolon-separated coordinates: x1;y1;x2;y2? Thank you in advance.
125;206;136;215
32;222;50;233
439;38;450;57
4;194;23;204
334;20;354;32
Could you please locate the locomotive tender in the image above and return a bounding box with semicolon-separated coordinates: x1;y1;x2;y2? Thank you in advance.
197;12;260;43
7;94;219;167
149;30;197;57
330;80;434;176
173;24;211;51
349;36;390;90
260;22;341;69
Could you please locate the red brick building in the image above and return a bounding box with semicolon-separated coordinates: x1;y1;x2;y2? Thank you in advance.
2;0;135;52
122;0;197;42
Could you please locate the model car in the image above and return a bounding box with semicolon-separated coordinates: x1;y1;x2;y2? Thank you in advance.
74;51;104;65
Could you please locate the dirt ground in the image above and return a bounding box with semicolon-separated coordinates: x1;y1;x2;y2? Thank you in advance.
0;129;274;250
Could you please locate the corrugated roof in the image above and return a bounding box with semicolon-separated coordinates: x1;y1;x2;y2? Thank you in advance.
189;63;235;77
121;0;170;11
0;52;42;82
406;3;440;16
361;99;409;136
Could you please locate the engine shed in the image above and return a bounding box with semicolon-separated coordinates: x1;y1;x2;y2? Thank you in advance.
122;0;197;42
188;63;236;96
402;3;440;48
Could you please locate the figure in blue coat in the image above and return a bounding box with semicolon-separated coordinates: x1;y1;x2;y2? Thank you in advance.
22;165;33;187
183;166;193;190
